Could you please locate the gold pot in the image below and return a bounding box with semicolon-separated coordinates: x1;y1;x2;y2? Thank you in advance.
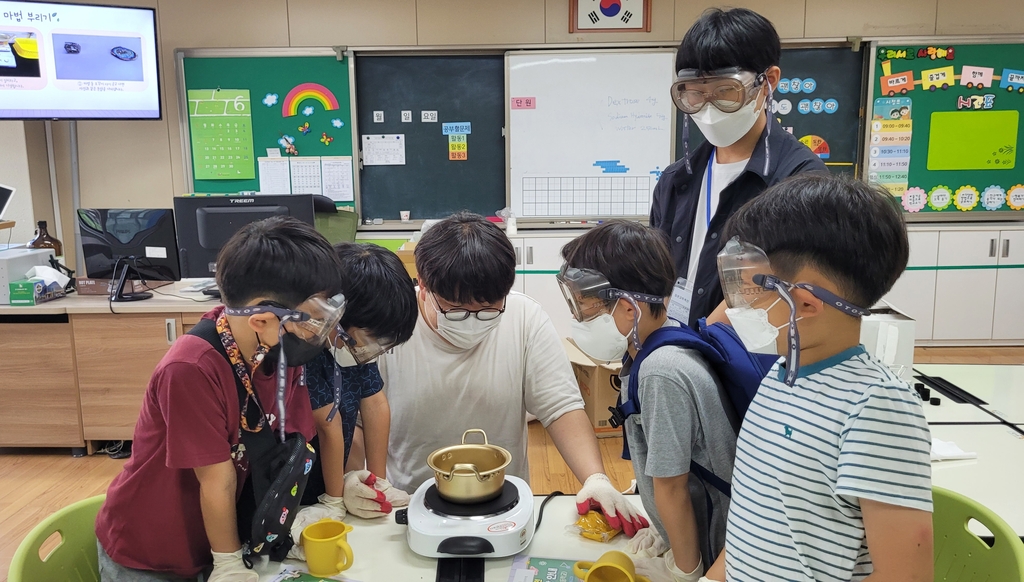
427;429;512;504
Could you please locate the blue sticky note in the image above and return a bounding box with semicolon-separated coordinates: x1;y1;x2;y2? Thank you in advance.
442;122;472;135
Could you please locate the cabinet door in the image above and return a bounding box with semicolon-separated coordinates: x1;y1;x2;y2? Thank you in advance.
993;230;1024;340
932;230;998;340
0;321;83;447
73;314;183;440
509;237;526;294
523;237;576;339
884;231;938;340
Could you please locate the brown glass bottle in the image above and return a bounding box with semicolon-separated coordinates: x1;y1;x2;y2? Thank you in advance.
28;220;63;256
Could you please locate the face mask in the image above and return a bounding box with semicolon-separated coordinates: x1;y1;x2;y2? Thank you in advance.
279;332;325;367
689;89;764;148
571;314;628;363
725;299;791;355
435;314;502;350
333;347;359;368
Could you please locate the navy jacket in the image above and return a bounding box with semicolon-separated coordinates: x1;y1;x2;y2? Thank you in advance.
650;117;827;326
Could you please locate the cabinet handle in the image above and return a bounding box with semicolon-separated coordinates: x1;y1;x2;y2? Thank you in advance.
526;246;534;265
990;239;997;257
1003;239;1010;258
515;247;521;266
166;318;177;345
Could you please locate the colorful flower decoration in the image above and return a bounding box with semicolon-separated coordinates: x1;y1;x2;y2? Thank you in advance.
953;186;980;212
331;118;344;128
262;93;279;107
301;105;314;117
982;185;1006;211
927;185;953;211
1008;185;1024;211
901;187;927;212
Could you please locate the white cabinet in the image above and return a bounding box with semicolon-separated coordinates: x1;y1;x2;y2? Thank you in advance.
993;230;1024;340
510;238;526;294
884;230;938;341
519;237;575;339
932;230;999;341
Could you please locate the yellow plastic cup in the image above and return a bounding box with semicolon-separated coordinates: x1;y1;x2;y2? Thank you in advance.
573;550;651;582
300;518;354;577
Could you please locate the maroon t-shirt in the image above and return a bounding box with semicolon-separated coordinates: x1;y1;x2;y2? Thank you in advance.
95;307;314;577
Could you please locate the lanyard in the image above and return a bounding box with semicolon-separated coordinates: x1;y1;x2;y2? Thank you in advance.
216;312;269;433
704;149;716;229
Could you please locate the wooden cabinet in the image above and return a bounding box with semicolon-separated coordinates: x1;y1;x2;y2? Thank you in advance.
884;230;938;340
72;313;182;440
0;318;84;447
993;230;1024;341
932;231;999;341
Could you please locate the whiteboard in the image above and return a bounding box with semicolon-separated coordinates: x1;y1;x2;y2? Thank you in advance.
507;49;676;219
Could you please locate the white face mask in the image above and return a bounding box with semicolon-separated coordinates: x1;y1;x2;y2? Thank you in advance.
333;347;359;368
435;315;502;350
571;314;628;363
725;298;791;355
689;90;764;148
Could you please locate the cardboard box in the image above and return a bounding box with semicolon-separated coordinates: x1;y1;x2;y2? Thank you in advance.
9;278;66;306
861;300;916;381
396;241;417;280
76;278;171;296
562;338;622;437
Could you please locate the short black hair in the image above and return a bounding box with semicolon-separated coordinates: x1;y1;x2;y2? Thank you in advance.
675;8;781;75
723;174;909;307
216;216;343;308
335;242;417;345
561;220;675;317
414;211;516;304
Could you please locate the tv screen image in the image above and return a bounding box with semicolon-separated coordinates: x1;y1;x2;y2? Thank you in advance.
0;1;160;119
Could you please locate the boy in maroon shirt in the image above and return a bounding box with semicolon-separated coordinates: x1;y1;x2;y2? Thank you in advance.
95;217;344;582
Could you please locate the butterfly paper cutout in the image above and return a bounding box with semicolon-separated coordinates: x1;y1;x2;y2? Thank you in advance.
298;122;311;135
320;132;334;146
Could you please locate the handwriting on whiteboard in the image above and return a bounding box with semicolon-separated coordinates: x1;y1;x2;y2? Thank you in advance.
606;95;668;132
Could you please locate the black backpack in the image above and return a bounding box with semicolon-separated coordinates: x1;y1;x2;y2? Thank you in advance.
189;318;316;565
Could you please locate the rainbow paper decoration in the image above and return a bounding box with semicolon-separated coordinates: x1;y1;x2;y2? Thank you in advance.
282;83;340;118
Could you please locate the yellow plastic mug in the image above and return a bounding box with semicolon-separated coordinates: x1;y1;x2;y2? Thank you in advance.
573;550;651;582
300;518;354;577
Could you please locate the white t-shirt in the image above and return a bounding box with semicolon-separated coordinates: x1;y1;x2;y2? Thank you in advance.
685;154;749;286
378;292;585;493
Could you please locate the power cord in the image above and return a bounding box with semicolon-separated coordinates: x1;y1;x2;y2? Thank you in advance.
534;490;564;531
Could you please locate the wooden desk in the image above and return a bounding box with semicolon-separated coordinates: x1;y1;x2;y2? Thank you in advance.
0;282;218;449
916;364;1024;424
0;220;14;231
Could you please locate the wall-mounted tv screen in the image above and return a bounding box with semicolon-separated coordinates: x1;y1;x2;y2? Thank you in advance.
0;1;160;119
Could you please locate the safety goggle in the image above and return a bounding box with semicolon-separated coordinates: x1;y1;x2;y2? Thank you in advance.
670;67;766;115
556;265;664;323
225;292;348;347
333;326;398;365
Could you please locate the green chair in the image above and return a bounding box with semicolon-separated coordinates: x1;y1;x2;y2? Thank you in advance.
8;494;105;582
933;486;1024;581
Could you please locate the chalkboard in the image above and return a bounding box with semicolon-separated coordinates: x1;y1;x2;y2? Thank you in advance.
867;41;1024;216
355;55;505;222
178;50;353;194
676;46;866;175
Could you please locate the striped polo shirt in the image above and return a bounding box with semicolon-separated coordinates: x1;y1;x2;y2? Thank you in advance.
726;346;932;582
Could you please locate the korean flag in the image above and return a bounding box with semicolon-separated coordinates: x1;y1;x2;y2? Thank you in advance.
576;0;646;30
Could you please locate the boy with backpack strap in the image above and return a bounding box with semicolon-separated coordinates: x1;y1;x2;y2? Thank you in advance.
559;221;758;582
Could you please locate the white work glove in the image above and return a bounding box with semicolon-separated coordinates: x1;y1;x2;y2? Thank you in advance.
285;496;347;561
634;550;703;582
207;550;258;582
343;470;411;519
575;473;650;537
627;526;670;558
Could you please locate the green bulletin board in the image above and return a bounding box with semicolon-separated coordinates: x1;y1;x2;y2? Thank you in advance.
180;53;353;195
868;42;1024;215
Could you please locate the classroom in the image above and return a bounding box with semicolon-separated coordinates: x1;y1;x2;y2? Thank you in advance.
1;0;1024;580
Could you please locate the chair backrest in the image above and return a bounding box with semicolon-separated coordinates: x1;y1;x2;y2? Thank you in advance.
8;494;105;582
933;486;1024;581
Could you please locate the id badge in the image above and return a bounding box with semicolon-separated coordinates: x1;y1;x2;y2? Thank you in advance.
667;277;694;323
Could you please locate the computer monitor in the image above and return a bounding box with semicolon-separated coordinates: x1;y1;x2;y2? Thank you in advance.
0;184;13;220
77;208;180;301
173;195;315;278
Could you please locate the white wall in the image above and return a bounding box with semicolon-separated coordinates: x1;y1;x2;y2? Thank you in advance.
0;121;36;244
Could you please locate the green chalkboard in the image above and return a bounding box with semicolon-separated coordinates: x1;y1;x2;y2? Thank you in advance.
180;53;353;194
869;42;1024;215
676;46;865;176
355;54;505;222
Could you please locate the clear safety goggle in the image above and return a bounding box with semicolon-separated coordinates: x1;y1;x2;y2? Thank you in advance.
333;326;398;365
556;265;665;323
670;67;766;115
225;292;348;346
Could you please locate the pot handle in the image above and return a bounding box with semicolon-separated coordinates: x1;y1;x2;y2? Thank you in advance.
450;463;483;481
461;428;489;445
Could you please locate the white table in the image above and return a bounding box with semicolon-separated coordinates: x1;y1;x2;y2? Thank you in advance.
256;496;647;581
929;424;1024;535
921;399;1001;424
916;364;1024;424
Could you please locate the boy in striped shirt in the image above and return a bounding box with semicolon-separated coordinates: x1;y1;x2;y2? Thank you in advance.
706;174;932;582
